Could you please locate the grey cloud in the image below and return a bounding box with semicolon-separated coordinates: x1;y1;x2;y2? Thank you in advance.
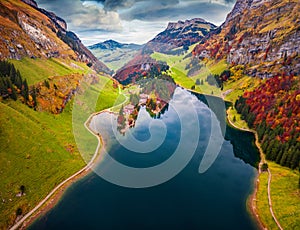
36;0;122;31
121;2;232;24
82;0;180;11
35;0;235;45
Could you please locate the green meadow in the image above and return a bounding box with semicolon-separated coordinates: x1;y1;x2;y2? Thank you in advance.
0;58;121;228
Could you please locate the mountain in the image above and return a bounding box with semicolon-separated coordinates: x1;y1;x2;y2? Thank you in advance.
0;0;111;74
187;0;300;171
114;18;216;84
0;1;121;228
193;0;300;78
146;18;216;53
89;40;142;50
89;40;143;71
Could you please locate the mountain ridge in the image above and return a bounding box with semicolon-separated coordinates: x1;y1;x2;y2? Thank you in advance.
88;40;143;71
193;0;300;78
146;18;216;53
89;40;143;51
0;0;111;74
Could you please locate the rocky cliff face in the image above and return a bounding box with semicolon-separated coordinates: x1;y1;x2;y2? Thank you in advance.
147;18;216;53
0;0;111;74
193;0;300;78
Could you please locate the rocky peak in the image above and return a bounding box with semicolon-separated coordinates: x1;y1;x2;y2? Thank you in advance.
166;18;207;30
194;0;299;78
38;8;67;31
148;18;216;53
21;0;38;8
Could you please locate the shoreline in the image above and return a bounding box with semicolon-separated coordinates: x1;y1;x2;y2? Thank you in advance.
226;109;266;230
187;86;267;229
199;84;283;230
12;110;109;230
14;87;266;230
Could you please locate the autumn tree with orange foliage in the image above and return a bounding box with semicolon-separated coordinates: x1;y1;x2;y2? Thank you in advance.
235;75;300;169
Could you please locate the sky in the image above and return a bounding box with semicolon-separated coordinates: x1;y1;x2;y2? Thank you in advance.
35;0;236;46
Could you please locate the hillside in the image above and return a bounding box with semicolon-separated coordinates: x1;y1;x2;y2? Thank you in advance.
148;0;300;170
0;1;121;228
147;18;216;53
148;1;300;228
235;75;300;169
193;0;300;78
114;18;216;84
0;0;111;74
89;40;143;71
0;69;120;229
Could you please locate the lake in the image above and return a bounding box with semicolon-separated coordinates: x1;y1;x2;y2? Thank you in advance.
30;88;260;230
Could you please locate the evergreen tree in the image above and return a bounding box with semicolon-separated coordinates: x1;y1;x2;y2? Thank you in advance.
119;105;124;115
44;80;50;89
9;65;16;84
22;79;29;101
280;150;290;166
0;77;5;95
31;86;37;109
11;86;17;101
275;149;284;164
15;70;22;89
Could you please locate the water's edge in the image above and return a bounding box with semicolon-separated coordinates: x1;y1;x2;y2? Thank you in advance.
23;89;262;230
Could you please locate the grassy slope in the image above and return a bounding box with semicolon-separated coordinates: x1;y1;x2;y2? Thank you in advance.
0;59;120;228
257;162;300;229
152;50;300;229
90;48;140;71
0;101;85;227
151;51;225;95
10;58;89;85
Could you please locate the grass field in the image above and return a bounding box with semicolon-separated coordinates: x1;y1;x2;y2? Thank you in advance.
0;59;121;228
256;162;300;229
151;52;228;96
227;106;250;130
10;58;90;85
90;48;140;71
72;75;123;162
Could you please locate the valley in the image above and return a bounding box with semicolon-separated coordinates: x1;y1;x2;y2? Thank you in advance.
89;40;143;72
0;0;299;229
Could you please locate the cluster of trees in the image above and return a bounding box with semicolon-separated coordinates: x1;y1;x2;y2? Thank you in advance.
235;75;300;169
195;79;204;85
186;58;204;77
129;93;139;106
206;70;231;89
0;61;37;108
141;76;176;103
116;57;170;85
117;105;126;132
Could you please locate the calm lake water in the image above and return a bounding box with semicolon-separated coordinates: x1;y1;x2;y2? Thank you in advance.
30;88;260;230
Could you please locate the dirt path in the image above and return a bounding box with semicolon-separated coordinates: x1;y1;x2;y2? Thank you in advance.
267;169;284;230
9;85;127;230
227;110;283;230
9;112;103;230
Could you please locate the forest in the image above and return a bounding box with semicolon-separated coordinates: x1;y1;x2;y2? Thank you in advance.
235;75;300;169
0;61;37;108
